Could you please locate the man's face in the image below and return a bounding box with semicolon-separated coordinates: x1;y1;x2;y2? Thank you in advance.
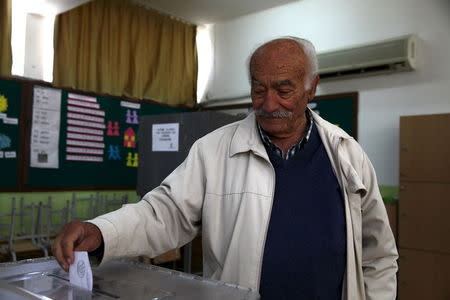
250;41;317;139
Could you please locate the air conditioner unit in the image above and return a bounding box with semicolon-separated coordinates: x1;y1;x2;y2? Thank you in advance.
317;35;417;81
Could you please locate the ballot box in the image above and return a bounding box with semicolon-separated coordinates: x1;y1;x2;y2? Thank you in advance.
0;257;260;300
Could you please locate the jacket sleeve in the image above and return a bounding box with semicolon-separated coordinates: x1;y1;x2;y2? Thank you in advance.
88;141;206;265
360;152;399;300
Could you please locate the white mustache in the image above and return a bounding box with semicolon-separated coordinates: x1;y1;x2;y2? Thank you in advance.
254;110;293;118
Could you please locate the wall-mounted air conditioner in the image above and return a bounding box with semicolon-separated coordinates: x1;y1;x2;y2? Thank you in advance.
317;35;417;81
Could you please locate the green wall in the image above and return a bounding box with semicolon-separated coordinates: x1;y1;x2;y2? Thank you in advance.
0;186;398;237
0;190;140;237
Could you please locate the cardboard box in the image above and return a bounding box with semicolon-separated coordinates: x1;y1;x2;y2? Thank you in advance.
399;248;450;300
399;182;450;253
400;114;450;183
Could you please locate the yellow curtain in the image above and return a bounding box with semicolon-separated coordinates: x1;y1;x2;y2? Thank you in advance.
0;0;12;77
53;0;197;107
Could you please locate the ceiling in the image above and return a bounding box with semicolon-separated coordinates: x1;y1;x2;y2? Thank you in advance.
126;0;299;24
24;0;91;15
46;0;92;13
28;0;299;24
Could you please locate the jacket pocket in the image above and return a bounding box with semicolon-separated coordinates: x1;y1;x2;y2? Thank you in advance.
202;192;271;285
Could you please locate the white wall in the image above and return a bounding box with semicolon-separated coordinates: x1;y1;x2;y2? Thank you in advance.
24;14;45;79
207;0;450;186
12;0;56;82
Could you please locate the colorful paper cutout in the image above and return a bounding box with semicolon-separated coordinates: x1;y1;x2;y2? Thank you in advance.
66;147;103;155
67;132;103;142
126;109;139;124
66;155;103;162
0;94;8;112
107;145;121;160
68;99;100;109
68;112;104;123
68;104;104;116
107;121;120;136
67;139;104;149
126;152;138;167
0;134;11;149
68;126;103;136
67;119;105;129
123;127;136;148
68;93;97;103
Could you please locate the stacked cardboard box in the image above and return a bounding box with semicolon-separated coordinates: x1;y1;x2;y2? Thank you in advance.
398;113;450;299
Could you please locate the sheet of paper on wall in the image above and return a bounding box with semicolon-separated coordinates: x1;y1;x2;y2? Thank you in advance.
120;100;141;110
152;123;179;152
4;151;16;158
30;86;62;168
3;117;18;125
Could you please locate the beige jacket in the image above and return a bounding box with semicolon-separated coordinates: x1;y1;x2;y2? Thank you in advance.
90;110;398;299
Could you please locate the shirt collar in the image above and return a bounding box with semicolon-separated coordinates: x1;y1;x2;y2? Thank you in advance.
257;110;314;160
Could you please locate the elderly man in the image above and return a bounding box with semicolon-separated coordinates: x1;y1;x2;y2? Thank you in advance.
54;37;398;299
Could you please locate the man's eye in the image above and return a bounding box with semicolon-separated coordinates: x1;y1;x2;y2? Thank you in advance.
252;89;265;95
278;90;292;95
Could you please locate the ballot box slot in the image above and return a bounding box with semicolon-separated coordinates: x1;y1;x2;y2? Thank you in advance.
47;273;120;299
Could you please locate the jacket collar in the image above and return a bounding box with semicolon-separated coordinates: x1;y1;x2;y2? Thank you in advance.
230;108;352;158
309;109;365;194
229;112;268;159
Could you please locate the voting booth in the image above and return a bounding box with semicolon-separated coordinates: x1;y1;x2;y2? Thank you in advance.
137;111;243;197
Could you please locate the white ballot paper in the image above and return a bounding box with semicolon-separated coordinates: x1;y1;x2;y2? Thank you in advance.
69;251;93;291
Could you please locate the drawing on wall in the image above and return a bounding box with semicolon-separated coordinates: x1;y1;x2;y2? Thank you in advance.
107;121;120;136
126;152;138;167
0;133;11;149
107;145;121;160
126;109;139;124
123;127;136;148
0;94;8;112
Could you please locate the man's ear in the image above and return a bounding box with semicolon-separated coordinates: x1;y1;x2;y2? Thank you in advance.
308;75;320;101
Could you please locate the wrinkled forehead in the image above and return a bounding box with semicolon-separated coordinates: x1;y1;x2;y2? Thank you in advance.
250;41;307;78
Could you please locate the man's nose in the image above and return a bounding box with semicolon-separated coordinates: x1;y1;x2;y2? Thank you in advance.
262;90;279;112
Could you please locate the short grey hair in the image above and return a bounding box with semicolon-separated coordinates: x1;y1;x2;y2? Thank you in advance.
248;36;319;87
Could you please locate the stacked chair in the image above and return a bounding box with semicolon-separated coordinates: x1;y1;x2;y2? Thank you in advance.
0;193;129;262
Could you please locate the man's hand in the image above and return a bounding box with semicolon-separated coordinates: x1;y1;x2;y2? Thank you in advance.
52;221;103;272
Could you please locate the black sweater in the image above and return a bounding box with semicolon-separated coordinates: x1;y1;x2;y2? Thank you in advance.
259;124;347;300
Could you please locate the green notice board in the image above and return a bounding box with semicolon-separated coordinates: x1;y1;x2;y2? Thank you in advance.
310;93;358;139
0;80;21;189
27;87;186;189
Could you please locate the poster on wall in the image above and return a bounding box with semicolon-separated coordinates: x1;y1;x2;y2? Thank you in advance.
152;123;179;152
65;93;105;163
30;86;62;168
0;92;19;160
